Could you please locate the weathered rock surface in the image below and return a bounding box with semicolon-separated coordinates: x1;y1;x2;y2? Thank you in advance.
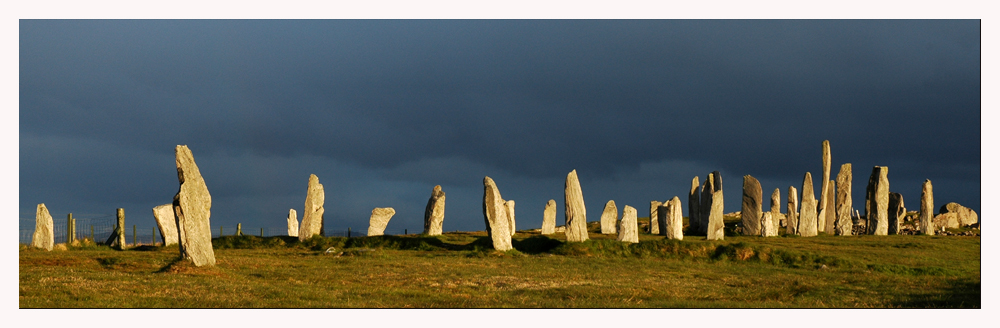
824;181;836;233
835;163;853;236
787;186;799;235
298;174;325;241
367;207;396;236
761;212;778;237
423;185;446;236
769;188;783;232
505;200;517;236
286;209;298;237
649;200;662;235
888;193;905;235
32;203;54;251
741;175;762;236
172;145;216;266
600;200;618;234
564;170;589;242
920;179;934;235
665;197;683;240
542;199;557;235
939;202;979;227
818;140;832;233
617;205;639;243
689;176;701;233
865;166;890;235
153;204;179;246
799;172;818;237
705;171;725;240
483;176;512;250
109;208;126;249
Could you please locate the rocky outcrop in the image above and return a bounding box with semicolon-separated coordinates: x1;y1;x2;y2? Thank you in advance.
741;175;762;236
600;200;618;234
31;203;54;251
367;207;396;236
423;185;446;236
920;180;934;235
564;170;589;242
835;164;853;236
172;145;215;266
483;176;512;251
799;172;818;237
542;199;557;235
153;204;179;246
617;205;639;243
298;174;325;241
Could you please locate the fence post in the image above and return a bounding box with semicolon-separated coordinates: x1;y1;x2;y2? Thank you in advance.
260;228;263;237
66;213;73;244
152;227;157;246
236;223;242;236
133;225;137;246
115;208;126;250
220;226;223;237
404;229;407;235
348;227;351;238
90;225;94;242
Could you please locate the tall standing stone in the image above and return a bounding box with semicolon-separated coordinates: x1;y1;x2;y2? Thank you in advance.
422;185;446;236
483;176;512;251
665;197;683;240
31;203;54;251
153;204;179;246
505;200;517;236
564;170;589;242
741;175;762;236
600;200;618;234
824;180;837;233
541;199;557;235
799;172;818;237
689;176;701;233
367;207;396;236
286;209;298;237
920;179;934;235
109;208;126;249
298;174;325;241
865;166;890;235
769;188;783;233
172;145;216;266
761;212;778;237
888;193;904;235
706;171;725;240
617;205;639;243
787;186;799;235
834;163;853;236
649;201;662;235
818;140;832;233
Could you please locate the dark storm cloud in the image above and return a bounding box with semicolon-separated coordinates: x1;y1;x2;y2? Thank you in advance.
20;20;980;232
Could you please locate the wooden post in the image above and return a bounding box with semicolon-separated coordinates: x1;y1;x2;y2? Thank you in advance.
115;208;126;249
71;216;76;243
152;227;157;245
260;228;263;237
404;229;407;235
236;223;242;236
220;226;223;237
348;227;351;238
66;213;73;244
133;225;137;246
90;225;94;242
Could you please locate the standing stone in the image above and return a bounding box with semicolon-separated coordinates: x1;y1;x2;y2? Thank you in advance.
657;204;669;236
799;172;818;237
920;180;934;235
818;140;832;233
665;197;684;240
824;180;837;233
689;176;701;233
741;175;763;236
600;200;618;234
705;171;725;240
649;201;662;235
835;163;853;236
541;199;557;235
172;145;216;266
298;174;325;241
153;204;179;246
367;207;396;236
787;186;799;235
236;223;243;236
888;193;904;235
286;209;299;237
769;188;783;233
617;205;639;243
31;203;54;251
483;176;512;251
422;185;446;236
761;212;778;237
865;166;890;235
109;208;126;249
505;200;517;236
564;170;589;242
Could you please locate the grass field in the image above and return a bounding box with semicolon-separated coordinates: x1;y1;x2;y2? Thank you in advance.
19;218;980;308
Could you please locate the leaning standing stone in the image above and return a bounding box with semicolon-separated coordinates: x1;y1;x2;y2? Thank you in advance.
172;145;216;266
600;200;618;234
286;209;298;237
483;176;512;250
920;180;934;234
665;197;684;240
153;204;179;246
689;176;701;233
761;212;778;237
865;166;890;235
649;200;662;235
617;205;639;243
818;140;832;233
298;174;325;241
787;186;799;235
835;163;853;236
423;185;446;235
541;199;557;235
799;172;818;237
741;175;763;236
367;207;396;236
31;203;54;251
888;193;904;235
564;170;589;242
505;200;516;236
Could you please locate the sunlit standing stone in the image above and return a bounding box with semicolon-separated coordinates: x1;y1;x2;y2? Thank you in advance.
542;199;557;235
617;205;639;243
649;200;662;235
799;172;818;237
564;170;589;242
601;200;618;234
423;185;446;236
31;203;54;251
741;175;762;236
689;176;701;233
367;207;395;236
172;145;216;266
298;174;325;241
920;179;934;235
482;176;512;250
787;186;799;235
153;204;179;246
665;197;683;240
835;164;853;236
286;209;298;237
505;200;516;236
818;140;832;233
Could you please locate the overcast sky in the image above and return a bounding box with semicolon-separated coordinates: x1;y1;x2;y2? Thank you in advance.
19;20;980;235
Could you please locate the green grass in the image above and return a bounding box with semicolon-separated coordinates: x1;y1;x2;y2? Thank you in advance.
19;221;979;308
